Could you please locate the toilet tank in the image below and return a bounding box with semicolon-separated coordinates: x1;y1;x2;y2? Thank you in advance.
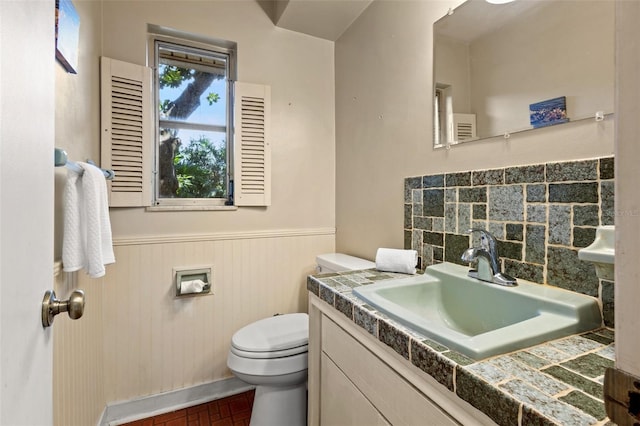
316;253;375;273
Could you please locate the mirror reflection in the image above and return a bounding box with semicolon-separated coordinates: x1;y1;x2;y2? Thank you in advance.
433;0;614;147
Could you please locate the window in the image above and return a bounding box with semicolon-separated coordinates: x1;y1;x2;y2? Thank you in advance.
434;87;444;146
100;31;270;209
154;39;235;206
433;83;453;147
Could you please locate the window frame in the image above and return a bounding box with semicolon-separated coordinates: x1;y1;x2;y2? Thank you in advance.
151;35;237;207
434;87;444;147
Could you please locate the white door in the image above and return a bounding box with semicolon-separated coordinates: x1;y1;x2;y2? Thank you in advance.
0;1;55;424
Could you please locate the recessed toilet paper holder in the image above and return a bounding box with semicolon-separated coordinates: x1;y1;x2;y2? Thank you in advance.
174;266;212;297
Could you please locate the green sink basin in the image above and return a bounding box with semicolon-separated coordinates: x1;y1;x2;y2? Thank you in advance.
353;262;602;360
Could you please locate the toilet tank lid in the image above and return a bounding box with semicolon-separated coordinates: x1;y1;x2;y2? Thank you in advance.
316;253;375;272
231;313;308;352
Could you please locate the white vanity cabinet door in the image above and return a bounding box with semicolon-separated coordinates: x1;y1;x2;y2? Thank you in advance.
321;353;390;426
321;316;459;426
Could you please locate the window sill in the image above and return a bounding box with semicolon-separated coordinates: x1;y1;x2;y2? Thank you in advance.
146;205;238;212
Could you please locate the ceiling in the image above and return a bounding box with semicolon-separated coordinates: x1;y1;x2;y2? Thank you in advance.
435;0;543;43
257;0;373;41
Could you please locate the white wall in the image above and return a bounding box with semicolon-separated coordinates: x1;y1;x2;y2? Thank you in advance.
335;0;614;260
101;0;336;238
49;0;639;424
54;0;103;259
53;1;337;423
335;0;452;260
615;0;640;378
469;1;614;137
434;35;470;114
53;2;109;424
337;0;640;416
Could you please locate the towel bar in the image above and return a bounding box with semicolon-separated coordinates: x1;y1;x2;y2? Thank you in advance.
55;147;115;180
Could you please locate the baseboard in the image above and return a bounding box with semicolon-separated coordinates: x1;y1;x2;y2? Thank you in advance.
99;377;254;426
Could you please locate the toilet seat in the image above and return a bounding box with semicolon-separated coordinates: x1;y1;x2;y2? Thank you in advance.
228;350;308;377
230;343;308;359
230;313;308;355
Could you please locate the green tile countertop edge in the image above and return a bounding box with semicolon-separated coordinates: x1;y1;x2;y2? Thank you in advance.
308;269;615;426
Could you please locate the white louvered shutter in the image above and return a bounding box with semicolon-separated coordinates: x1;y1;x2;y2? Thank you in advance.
233;82;271;206
452;113;477;142
100;57;152;207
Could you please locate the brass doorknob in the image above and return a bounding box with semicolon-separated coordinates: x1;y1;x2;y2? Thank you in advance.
42;289;85;328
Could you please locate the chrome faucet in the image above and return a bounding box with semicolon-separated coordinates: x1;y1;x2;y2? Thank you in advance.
461;229;517;286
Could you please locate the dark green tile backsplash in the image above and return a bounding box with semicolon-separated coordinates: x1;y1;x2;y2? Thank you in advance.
404;157;614;327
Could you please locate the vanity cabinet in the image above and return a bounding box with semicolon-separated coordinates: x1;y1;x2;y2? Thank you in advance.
320;353;390;425
308;293;495;426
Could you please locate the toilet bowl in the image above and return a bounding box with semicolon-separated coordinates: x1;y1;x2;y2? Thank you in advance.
227;313;309;426
227;253;374;425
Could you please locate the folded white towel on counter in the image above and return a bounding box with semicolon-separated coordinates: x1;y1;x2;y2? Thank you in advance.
63;162;115;278
375;248;418;275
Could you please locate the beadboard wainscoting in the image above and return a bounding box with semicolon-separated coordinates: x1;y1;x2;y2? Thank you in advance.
53;229;335;426
54;262;107;426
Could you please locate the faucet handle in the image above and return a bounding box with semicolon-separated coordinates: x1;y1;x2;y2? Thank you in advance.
467;228;495;251
467;228;491;237
464;229;517;286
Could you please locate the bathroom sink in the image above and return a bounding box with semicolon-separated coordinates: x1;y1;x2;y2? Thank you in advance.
578;225;615;280
353;262;601;360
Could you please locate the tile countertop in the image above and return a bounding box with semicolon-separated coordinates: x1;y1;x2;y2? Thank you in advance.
307;268;615;426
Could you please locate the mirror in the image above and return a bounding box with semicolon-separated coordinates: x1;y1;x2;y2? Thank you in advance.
433;0;614;147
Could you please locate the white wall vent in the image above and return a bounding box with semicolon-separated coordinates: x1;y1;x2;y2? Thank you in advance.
452;113;477;142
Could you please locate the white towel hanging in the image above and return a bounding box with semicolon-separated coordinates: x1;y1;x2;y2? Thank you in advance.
62;162;115;278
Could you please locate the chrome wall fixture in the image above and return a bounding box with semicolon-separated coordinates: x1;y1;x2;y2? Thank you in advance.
42;289;85;327
54;147;115;180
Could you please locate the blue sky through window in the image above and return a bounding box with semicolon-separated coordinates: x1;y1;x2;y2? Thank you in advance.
159;68;227;148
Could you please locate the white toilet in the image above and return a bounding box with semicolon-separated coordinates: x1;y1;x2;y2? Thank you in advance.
226;253;374;426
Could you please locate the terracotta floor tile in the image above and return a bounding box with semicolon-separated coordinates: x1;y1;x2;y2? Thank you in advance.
153;409;187;423
187;404;209;415
231;410;251;422
123;420;153;426
211;418;234;426
228;399;249;413
166;418;187;426
197;411;209;424
121;390;254;426
218;402;231;419
207;400;220;415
